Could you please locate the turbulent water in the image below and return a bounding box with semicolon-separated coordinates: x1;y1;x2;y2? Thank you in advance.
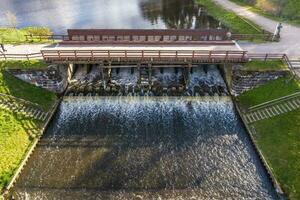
12;97;277;199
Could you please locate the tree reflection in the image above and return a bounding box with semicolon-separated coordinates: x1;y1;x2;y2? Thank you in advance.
140;0;221;29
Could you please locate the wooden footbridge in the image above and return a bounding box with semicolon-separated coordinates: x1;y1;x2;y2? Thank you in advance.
40;29;248;65
2;29;297;74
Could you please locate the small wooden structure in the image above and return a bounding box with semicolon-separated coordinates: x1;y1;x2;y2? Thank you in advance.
64;29;229;43
41;29;247;64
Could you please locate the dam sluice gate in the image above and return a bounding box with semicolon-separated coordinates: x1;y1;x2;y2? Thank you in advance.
66;64;229;97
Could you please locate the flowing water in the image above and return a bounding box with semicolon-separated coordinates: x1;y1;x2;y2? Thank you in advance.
12;97;277;199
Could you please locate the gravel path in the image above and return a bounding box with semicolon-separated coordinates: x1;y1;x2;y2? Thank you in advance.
213;0;300;59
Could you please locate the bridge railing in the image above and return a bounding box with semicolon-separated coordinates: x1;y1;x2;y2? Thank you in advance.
41;49;248;63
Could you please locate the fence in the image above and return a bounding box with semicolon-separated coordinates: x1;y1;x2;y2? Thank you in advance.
41;49;248;64
0;52;42;61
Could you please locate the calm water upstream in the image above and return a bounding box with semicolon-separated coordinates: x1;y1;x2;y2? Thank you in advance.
12;97;277;199
0;0;221;34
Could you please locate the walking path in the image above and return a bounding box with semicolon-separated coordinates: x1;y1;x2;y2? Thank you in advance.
213;0;300;59
243;92;300;124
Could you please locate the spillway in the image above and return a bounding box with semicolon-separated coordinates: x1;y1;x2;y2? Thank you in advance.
11;96;277;199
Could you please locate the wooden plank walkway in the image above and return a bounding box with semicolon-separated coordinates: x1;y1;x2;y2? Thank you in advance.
0;93;49;122
243;92;300;124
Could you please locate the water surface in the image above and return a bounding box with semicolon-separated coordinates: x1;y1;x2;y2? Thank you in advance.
0;0;221;34
12;97;277;199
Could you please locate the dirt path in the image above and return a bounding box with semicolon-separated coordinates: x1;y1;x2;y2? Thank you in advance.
214;0;300;59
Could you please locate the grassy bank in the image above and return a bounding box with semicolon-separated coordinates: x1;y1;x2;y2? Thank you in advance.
237;75;300;199
238;75;300;108
0;110;42;192
0;61;57;192
242;60;287;71
0;27;52;44
198;0;263;34
252;109;300;200
229;0;300;26
0;61;55;110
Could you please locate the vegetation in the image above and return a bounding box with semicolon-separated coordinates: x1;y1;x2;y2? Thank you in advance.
242;60;287;71
230;0;300;26
197;0;263;34
0;61;57;193
0;110;42;192
0;27;52;44
0;61;56;110
237;74;300;199
252;109;300;200
1;60;47;70
237;75;300;108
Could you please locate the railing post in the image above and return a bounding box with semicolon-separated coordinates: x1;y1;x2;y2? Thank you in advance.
264;53;268;61
142;50;144;58
26;54;29;61
192;51;195;59
108;50;110;58
242;51;246;60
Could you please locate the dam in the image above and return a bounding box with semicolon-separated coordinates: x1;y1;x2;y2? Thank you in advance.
6;28;280;199
5;1;280;199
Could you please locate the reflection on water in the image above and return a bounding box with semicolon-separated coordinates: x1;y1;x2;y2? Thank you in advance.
13;97;277;199
0;0;221;34
140;0;221;29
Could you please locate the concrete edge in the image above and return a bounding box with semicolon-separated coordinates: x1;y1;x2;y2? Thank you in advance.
234;103;286;199
0;98;62;199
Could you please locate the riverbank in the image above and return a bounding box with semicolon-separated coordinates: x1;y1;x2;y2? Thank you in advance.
0;61;57;194
0;27;52;45
197;0;263;34
229;0;300;26
236;75;300;200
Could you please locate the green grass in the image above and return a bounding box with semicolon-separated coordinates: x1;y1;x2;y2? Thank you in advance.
0;60;57;193
252;109;300;200
0;110;42;192
1;60;47;70
0;27;52;44
242;60;287;71
198;0;263;34
238;76;300;108
229;0;300;26
0;61;56;110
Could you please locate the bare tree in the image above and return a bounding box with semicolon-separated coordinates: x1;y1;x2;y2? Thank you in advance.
5;11;18;29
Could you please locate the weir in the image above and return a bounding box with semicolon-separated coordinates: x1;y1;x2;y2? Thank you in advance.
66;64;228;97
7;29;279;200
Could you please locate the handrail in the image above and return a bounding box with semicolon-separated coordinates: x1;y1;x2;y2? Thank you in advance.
0;52;43;61
0;93;44;110
41;49;248;62
248;91;300;111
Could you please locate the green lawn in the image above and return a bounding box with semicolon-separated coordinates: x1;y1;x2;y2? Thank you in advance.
242;60;287;71
197;0;263;34
229;0;300;26
238;76;300;108
252;109;300;200
0;61;56;110
0;60;57;193
0;110;42;192
0;27;52;44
